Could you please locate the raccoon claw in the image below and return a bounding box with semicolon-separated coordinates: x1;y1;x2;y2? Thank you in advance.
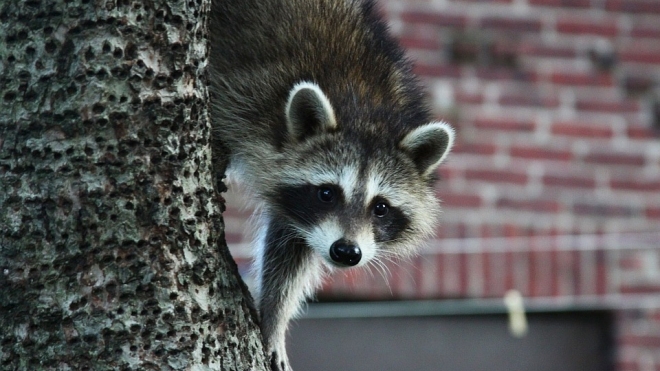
269;351;291;371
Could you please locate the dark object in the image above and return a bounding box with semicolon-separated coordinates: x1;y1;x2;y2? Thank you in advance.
330;240;362;266
589;48;617;71
289;308;614;371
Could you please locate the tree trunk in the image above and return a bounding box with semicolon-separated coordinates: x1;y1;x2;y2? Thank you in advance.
0;1;268;370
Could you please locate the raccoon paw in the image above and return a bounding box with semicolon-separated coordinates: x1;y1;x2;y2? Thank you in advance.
269;350;292;371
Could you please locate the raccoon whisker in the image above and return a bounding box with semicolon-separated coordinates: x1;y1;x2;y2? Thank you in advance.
267;229;297;246
374;255;402;275
371;252;394;276
374;258;393;279
366;261;381;282
376;253;397;264
363;263;376;281
290;227;314;242
369;259;393;296
375;249;402;262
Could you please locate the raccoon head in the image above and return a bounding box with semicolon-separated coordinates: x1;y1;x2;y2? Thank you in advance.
270;81;454;268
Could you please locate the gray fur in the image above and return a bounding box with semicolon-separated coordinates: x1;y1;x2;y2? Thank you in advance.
210;0;454;369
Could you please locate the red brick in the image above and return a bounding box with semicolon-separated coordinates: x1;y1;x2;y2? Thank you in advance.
573;203;637;217
620;50;660;64
499;93;559;108
455;91;484;105
465;169;528;184
529;0;591;7
399;36;441;50
556;19;618;37
611;179;660;192
584;153;645;166
624;74;655;95
631;25;660;39
478;224;495;239
451;42;479;63
543;174;595;188
519;43;576;58
474;67;537;82
551;121;613;138
595;250;608;295
437;192;483;208
510;146;573;161
473;117;536;132
400;12;468;28
628;125;660;140
412;63;462;78
555;250;579;296
503;223;522;238
606;0;660;14
620;285;660;294
454;0;513;3
481;251;494;297
529;250;555;297
439;222;471;239
575;99;640;113
647;207;660;219
434;253;446;290
619;335;660;348
550;71;614;86
619;255;644;270
453;142;497;155
504;250;517;292
437;166;461;182
480;17;542;33
496;198;562;213
491;40;517;55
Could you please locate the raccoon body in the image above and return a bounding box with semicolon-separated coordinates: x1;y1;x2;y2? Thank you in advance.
210;1;454;369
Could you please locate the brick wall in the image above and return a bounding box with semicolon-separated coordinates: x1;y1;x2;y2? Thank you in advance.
387;0;660;239
222;0;660;369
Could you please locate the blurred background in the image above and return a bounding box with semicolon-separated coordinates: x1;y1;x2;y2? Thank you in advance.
224;0;660;369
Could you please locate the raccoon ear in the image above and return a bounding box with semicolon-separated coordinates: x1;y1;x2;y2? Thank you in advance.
400;121;455;177
285;81;337;142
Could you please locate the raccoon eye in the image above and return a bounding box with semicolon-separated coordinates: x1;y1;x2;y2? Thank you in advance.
317;186;335;203
373;202;389;217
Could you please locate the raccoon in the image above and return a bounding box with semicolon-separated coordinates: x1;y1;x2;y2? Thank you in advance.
209;0;454;369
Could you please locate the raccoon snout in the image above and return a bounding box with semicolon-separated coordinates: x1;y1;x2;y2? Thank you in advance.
329;239;362;266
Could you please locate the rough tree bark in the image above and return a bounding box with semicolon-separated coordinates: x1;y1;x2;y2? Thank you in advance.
0;0;268;370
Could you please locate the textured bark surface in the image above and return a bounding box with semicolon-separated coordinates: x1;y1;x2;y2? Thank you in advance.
0;1;268;370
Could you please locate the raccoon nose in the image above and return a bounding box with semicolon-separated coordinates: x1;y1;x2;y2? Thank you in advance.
329;240;361;266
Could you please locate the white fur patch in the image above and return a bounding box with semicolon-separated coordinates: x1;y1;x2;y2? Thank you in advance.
354;227;377;266
338;166;359;202
364;173;380;208
306;218;344;262
287;165;359;202
306;218;377;268
364;171;404;208
300;169;340;187
306;218;378;267
250;211;270;300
